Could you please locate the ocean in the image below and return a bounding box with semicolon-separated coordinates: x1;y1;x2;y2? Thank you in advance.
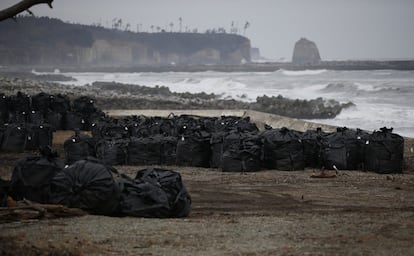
54;69;414;138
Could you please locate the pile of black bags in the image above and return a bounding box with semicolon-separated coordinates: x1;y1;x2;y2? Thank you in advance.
0;92;105;152
4;147;191;218
67;113;405;174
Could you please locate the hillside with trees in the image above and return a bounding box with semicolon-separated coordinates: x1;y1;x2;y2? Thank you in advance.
0;16;251;67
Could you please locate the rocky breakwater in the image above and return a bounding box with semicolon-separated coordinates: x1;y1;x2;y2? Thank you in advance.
0;77;352;119
251;95;354;119
82;81;353;119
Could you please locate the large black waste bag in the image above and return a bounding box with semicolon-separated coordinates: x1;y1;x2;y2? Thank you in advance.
128;136;163;165
92;119;129;139
0;94;9;124
1;124;29;152
210;132;225;168
28;110;45;125
45;111;63;130
261;127;305;171
50;94;70;113
31;92;51;113
95;138;128;165
320;127;368;170
0;125;5;147
220;131;263;172
116;173;170;218
83;110;105;131
0;178;10;207
365;127;404;174
135;168;191;217
127;135;177;165
9;146;64;203
176;131;211;167
9;91;31;113
8;111;28;124
25;124;54;150
301;128;329;168
73;96;97;114
117;168;191;218
63;130;95;164
49;158;120;215
63;111;85;130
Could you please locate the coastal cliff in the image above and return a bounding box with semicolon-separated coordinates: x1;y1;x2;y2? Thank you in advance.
0;16;251;66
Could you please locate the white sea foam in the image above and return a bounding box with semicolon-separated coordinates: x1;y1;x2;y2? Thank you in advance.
56;70;414;137
280;69;328;76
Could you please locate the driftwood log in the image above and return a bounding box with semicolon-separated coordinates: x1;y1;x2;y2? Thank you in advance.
0;200;86;223
0;0;54;22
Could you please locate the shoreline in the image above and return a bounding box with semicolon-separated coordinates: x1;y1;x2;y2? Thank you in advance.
2;60;414;73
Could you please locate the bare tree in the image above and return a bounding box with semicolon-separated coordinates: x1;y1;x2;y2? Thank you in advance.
0;0;54;22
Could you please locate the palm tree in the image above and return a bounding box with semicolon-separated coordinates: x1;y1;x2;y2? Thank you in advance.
243;21;250;36
179;17;182;32
169;22;174;32
150;25;154;33
117;19;123;30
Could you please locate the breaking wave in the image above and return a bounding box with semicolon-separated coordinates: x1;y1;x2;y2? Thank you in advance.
280;69;328;76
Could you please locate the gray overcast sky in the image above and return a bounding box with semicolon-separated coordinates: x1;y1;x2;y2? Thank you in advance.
1;0;414;60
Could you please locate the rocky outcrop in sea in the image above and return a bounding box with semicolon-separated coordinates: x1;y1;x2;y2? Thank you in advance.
292;38;321;65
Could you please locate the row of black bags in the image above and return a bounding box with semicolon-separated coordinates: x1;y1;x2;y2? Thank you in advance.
0;123;54;152
64;125;404;174
2;147;191;217
0;92;104;131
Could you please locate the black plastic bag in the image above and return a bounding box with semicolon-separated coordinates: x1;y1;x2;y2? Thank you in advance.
117;174;171;218
365;127;404;174
320;127;368;170
261;127;304;171
9;91;31;113
301;128;328;168
127;135;177;165
49;158;120;215
50;94;70;113
117;168;191;218
1;124;29;152
63;111;85;131
45;111;63;130
135;168;191;218
31;92;51;113
73;96;97;114
63;130;95;164
25;124;54;150
95;138;128;165
176;131;211;167
220;131;263;172
9;146;64;203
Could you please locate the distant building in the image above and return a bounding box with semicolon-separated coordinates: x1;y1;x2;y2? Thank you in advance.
292;38;321;65
250;47;261;60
